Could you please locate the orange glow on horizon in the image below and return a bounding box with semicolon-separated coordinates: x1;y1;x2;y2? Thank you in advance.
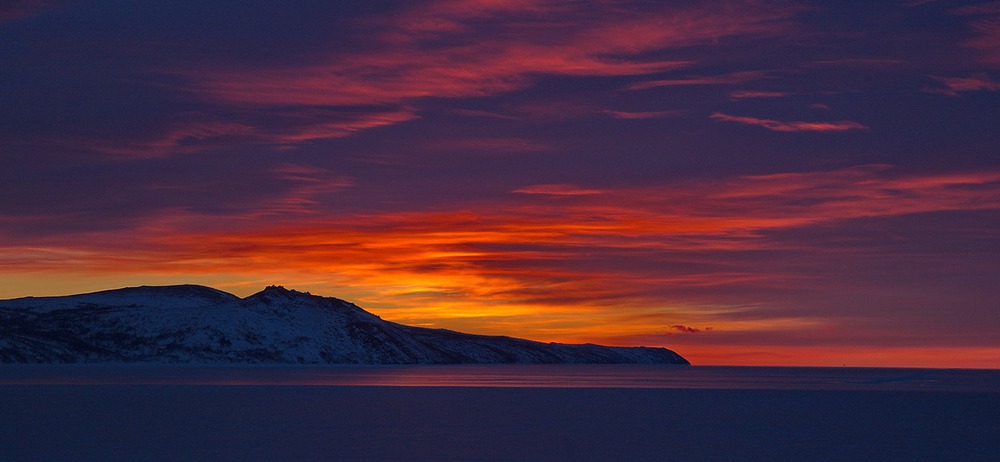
673;344;1000;369
2;166;999;369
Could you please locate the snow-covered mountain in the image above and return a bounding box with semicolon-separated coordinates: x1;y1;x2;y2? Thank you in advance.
0;285;689;365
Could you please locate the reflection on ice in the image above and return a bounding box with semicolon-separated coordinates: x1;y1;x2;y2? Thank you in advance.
2;364;998;392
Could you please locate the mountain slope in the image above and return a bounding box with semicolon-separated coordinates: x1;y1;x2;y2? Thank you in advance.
0;285;689;365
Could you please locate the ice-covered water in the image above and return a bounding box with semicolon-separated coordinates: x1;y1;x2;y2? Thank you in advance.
2;365;998;461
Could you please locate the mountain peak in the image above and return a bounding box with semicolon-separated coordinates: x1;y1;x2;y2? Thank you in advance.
245;285;313;304
263;284;292;294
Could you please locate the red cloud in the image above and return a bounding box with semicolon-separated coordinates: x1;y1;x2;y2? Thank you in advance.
952;2;1000;67
85;121;256;158
154;1;801;153
151;1;799;151
729;90;790;99
603;110;682;119
927;74;1000;96
710;112;868;132
262;164;354;216
186;2;798;107
513;184;608;196
627;71;770;91
85;108;417;158
142;1;803;151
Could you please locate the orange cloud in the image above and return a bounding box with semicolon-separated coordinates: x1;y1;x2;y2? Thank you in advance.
4;165;998;357
710;112;868;132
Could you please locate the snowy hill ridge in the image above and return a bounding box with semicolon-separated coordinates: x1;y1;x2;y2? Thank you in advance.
0;285;689;365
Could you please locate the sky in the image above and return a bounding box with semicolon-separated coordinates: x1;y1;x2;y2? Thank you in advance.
2;0;999;368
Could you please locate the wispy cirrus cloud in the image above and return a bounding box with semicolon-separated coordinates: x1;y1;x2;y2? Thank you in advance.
952;1;1000;66
710;112;868;132
0;0;58;22
261;164;354;216
729;90;790;99
807;58;905;67
95;0;798;157
603;110;682;119
84;121;256;158
926;73;1000;96
85;108;417;158
627;71;771;91
181;1;800;132
513;184;608;196
19;1;802;158
428;137;551;155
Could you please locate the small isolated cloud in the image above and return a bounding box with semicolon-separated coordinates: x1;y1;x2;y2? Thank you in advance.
603;110;682;119
729;90;790;99
926;74;1000;96
513;184;608;196
669;325;713;334
710;113;868;132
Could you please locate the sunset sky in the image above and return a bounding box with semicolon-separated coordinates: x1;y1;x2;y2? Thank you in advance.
3;0;999;368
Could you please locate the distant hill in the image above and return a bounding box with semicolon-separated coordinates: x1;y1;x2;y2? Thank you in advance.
0;285;689;365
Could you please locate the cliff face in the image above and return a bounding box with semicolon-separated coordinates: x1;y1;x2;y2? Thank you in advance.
0;285;689;365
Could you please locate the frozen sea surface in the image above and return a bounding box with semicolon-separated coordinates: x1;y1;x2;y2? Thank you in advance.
2;365;998;461
2;364;998;391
